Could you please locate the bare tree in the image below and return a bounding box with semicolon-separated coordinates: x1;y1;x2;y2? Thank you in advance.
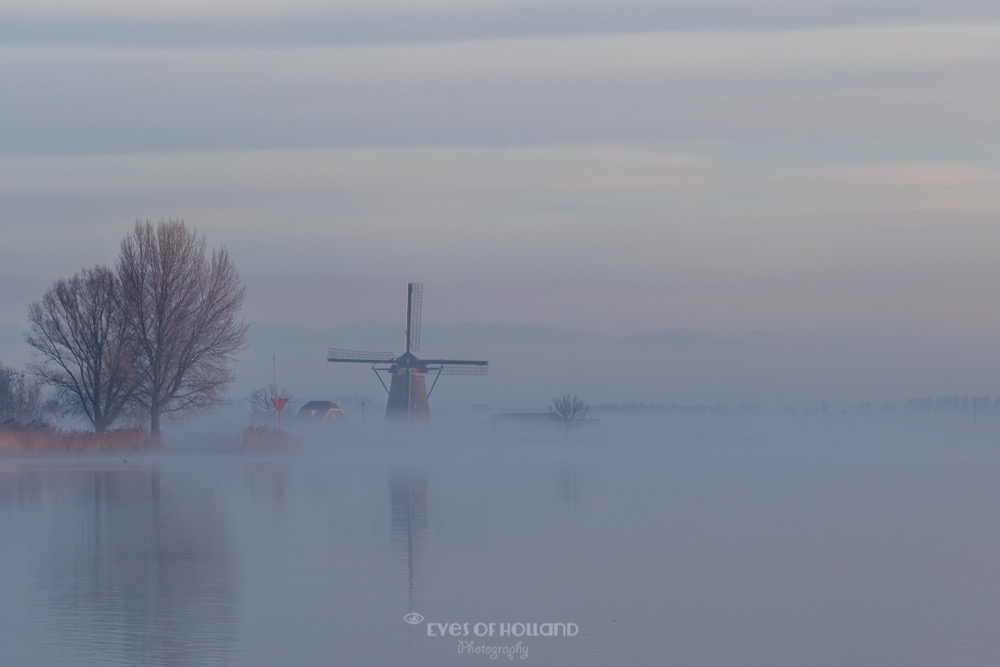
25;266;138;432
117;220;248;435
0;363;43;426
550;393;591;436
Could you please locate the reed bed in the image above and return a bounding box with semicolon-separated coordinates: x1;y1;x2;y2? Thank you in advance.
0;427;157;453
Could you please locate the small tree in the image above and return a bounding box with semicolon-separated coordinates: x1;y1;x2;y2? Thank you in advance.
117;219;248;435
550;393;590;436
0;363;43;426
247;383;293;426
25;265;138;432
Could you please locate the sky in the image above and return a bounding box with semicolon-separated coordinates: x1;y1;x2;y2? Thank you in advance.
2;0;1000;413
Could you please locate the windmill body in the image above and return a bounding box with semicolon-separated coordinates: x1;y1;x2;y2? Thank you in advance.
328;284;488;420
385;352;430;420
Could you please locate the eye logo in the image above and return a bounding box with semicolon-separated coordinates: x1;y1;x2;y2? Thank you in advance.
403;613;425;625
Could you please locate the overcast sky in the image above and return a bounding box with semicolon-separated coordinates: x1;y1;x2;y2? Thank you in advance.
2;1;999;410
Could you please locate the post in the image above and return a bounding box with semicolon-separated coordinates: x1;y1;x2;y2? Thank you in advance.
272;397;288;430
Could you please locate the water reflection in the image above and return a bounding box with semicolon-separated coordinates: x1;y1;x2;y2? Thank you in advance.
244;460;288;516
386;463;491;612
391;469;428;615
5;421;1000;666
553;465;585;515
29;463;237;666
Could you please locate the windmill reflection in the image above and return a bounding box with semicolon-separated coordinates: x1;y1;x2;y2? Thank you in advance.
388;464;493;620
391;469;428;614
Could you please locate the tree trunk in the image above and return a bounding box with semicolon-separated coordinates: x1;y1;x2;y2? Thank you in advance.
150;400;161;435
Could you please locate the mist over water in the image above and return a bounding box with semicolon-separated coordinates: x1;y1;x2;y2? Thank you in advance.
3;414;1000;666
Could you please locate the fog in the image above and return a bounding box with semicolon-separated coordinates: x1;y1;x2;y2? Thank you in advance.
237;318;1000;415
3;0;1000;661
4;414;1000;665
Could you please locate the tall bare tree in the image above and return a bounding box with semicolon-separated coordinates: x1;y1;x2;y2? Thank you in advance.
117;219;248;435
25;266;137;432
550;393;591;436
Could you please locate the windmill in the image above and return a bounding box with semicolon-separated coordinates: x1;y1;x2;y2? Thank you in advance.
327;283;488;420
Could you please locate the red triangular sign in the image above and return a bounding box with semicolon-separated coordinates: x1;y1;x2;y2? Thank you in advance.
272;397;289;412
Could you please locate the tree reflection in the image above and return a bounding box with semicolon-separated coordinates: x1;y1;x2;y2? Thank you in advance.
553;466;585;514
31;464;237;666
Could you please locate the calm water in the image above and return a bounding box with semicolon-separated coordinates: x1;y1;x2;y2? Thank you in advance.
3;416;1000;666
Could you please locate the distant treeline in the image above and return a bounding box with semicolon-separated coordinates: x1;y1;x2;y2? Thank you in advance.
903;395;1000;415
594;402;759;415
596;398;1000;417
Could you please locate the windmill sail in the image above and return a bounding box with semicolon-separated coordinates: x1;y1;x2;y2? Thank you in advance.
405;283;423;353
327;348;396;363
425;361;489;376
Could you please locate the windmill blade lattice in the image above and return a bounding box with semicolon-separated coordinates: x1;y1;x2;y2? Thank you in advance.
428;363;488;376
327;348;397;363
406;283;423;353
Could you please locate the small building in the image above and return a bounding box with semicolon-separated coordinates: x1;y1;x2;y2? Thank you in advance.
296;401;346;422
